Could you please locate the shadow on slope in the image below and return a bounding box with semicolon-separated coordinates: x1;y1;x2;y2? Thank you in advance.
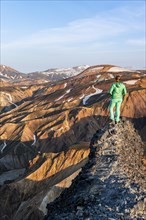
0;116;145;220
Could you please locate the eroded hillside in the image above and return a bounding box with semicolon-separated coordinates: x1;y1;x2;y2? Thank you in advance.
0;64;146;219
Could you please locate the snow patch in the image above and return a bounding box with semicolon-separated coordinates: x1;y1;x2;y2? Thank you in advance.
13;103;18;107
39;186;63;215
42;71;49;75
78;65;89;69
32;134;37;146
107;67;133;72
1;92;18;107
1;141;7;153
0;78;7;82
64;83;67;88
108;73;114;78
83;86;103;105
79;94;85;99
96;74;101;79
41;65;89;78
55;94;65;101
4;74;8;78
92;67;103;71
66;89;71;94
67;98;73;102
2;92;12;102
124;80;138;85
55;89;71;101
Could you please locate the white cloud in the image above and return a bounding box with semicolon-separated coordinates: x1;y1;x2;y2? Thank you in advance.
2;9;144;50
126;39;146;46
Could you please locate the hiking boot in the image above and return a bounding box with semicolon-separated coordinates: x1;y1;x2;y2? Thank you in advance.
109;119;115;125
115;121;120;124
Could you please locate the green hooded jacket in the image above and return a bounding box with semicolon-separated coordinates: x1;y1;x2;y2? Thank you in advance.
109;82;127;99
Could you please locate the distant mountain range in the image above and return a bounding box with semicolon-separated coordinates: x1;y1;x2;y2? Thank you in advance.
1;64;145;82
0;64;90;82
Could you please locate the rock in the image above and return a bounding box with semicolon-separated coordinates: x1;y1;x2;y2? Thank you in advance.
76;206;83;211
45;121;145;220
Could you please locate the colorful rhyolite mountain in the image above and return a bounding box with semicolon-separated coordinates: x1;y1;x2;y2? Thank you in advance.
0;64;145;219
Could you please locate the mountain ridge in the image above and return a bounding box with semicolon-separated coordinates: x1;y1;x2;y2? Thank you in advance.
45;120;145;220
1;64;145;82
0;63;145;220
0;64;90;82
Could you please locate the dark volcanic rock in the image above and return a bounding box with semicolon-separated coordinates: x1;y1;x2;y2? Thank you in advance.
45;121;145;220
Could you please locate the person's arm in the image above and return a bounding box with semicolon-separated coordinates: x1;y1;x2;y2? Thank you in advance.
123;85;127;96
109;84;114;96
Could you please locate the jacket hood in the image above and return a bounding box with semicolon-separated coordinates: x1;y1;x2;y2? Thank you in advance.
115;82;122;88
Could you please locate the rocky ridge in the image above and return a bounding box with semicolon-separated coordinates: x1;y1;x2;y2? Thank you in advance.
45;120;145;220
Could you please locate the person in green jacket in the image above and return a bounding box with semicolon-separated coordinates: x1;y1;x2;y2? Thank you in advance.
109;75;127;123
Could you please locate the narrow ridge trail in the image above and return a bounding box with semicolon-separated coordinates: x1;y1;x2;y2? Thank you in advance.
45;121;145;220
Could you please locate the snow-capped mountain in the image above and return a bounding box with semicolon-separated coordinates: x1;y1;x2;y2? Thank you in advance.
0;65;26;81
27;65;90;81
0;65;90;82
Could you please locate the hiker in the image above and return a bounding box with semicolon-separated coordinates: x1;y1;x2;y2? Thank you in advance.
109;75;127;123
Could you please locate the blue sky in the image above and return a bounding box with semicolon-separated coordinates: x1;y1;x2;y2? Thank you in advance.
1;0;146;73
